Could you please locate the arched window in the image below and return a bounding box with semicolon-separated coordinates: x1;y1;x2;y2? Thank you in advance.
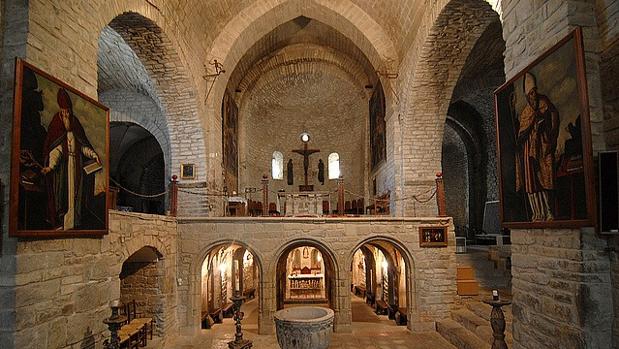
328;153;340;179
272;151;283;179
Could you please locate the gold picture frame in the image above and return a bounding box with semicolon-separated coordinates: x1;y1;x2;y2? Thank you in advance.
180;163;195;180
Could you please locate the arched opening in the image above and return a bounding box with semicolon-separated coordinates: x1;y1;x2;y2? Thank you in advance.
350;239;409;327
119;246;166;337
276;241;336;310
110;122;165;214
199;243;259;331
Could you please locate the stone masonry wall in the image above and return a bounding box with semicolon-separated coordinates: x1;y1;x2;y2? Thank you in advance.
1;211;178;349
120;262;165;336
177;217;457;335
442;124;469;228
501;1;615;348
240;59;367;202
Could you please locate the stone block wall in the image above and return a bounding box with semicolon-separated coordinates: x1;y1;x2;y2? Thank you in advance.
176;217;458;335
500;0;616;348
0;211;178;349
442;124;469;229
120;261;165;336
240;58;367;201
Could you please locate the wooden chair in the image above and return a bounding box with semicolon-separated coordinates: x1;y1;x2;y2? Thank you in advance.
322;200;330;215
357;198;364;214
269;202;279;216
375;300;388;315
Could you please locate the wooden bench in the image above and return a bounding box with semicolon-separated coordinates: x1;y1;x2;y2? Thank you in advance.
201;312;214;329
354;285;366;298
243;287;256;299
121;300;154;347
210;307;223;323
366;292;375;306
387;303;398;320
222;302;235;318
395;307;408;326
375;300;388;315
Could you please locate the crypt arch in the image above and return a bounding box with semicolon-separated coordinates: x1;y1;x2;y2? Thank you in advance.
272;238;340;312
97;11;207;182
347;235;417;329
117;245;172;336
191;240;265;333
397;0;501;215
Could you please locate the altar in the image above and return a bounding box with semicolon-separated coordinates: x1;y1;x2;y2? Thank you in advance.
278;192;330;216
288;274;324;299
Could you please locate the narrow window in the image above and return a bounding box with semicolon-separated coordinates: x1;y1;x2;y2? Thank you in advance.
328;153;340;179
272;151;283;179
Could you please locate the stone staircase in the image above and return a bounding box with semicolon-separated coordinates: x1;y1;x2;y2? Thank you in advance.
437;300;513;349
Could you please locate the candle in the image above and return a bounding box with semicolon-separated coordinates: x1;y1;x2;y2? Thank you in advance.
492;290;499;301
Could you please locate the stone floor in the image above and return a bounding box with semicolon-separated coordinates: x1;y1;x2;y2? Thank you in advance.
165;295;455;349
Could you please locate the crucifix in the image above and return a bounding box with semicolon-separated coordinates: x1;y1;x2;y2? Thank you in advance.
292;134;320;191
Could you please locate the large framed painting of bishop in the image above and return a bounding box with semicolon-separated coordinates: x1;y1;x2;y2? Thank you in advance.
494;27;595;229
10;59;109;237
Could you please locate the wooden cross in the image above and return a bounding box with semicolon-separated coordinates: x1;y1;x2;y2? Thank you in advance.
292;143;320;186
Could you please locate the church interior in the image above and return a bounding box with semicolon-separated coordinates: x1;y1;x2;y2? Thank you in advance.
0;0;619;348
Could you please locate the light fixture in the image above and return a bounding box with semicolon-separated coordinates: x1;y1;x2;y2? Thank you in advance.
300;131;311;143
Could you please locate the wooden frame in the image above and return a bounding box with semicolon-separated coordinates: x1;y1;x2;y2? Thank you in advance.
494;27;596;229
180;163;195;180
419;226;448;247
10;59;109;238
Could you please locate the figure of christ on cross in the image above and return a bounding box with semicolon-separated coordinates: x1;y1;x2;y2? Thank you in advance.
292;142;320;188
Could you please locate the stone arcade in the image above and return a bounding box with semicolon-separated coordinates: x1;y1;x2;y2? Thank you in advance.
0;1;618;349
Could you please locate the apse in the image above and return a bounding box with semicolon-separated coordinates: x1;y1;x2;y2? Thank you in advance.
222;17;381;210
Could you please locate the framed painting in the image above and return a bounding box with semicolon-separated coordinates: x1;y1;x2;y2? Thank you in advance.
222;89;239;192
369;80;386;170
494;27;595;229
10;59;109;237
419;226;448;247
180;163;195;180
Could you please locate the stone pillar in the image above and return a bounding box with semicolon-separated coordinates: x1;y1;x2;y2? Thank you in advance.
500;1;614;348
337;177;344;216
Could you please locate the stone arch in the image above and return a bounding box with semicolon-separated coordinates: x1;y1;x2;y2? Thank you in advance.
397;0;501;216
119;238;170;274
189;239;265;333
347;235;417;330
237;43;370;102
272;238;340;310
205;1;398;172
101;89;171;182
99;11;207;181
443;101;487;237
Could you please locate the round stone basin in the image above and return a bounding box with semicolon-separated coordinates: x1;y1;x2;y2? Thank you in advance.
274;306;334;349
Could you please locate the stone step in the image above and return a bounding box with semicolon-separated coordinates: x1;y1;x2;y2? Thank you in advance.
452;307;513;347
436;319;491;349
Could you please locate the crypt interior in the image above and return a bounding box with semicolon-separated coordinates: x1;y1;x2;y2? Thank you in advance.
0;0;619;349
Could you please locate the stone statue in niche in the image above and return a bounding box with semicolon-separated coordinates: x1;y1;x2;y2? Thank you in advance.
287;159;294;185
318;159;325;185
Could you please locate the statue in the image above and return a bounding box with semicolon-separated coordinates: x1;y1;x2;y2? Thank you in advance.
287;159;294;185
318;159;325;185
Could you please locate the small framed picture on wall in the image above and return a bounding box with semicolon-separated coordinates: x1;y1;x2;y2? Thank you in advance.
180;163;195;180
419;226;448;247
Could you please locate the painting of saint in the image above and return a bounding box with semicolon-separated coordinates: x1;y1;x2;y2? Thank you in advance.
370;80;386;170
10;59;109;237
494;28;595;228
222;89;239;192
